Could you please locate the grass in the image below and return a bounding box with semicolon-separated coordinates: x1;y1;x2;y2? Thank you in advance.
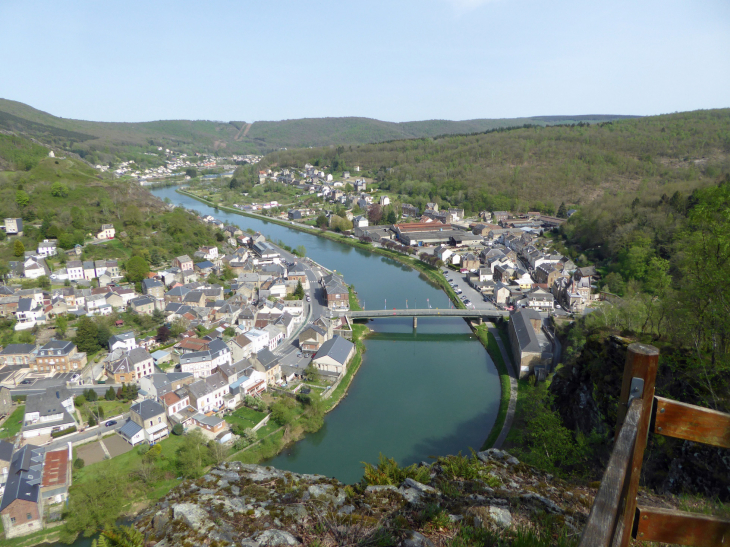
348;286;362;311
73;433;187;499
225;406;267;430
0;522;65;547
0;405;25;439
323;324;368;411
473;325;511;449
78;400;130;422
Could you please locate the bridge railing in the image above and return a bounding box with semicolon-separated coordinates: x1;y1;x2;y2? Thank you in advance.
578;343;730;547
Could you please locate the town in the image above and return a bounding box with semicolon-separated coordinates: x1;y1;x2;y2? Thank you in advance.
0;155;602;539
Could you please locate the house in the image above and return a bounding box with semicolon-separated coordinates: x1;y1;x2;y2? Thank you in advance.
493;211;509;223
298;323;328;354
97;224;115;239
83;261;96;281
353;215;368;228
0;343;36;366
401;204;419;217
4;218;23;236
312;335;355;376
288;209;303;221
142;279;165;298
36;240;57;257
379;195;390;206
108;331;137;353
176;338;231;378
22;387;75;439
508;308;553;378
66;261;83;281
197;246;218;261
106;347;155;382
128;399;169;444
32;341;87;374
460;253;479;271
15;298;45;330
241;328;269;354
159;390;190;417
130;296;156;315
264;324;284;349
0;444;44;538
138;372;194;398
228;334;254;363
194;261;215;276
287;262;308;285
534;264;565;287
185;372;229;413
173;255;194;271
250;348;281;385
321;273;349;311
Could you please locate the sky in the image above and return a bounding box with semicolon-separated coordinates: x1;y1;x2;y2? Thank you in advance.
0;0;728;123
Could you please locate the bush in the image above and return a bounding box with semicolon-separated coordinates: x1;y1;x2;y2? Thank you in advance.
74;396;86;407
361;454;431;486
172;423;183;436
84;388;98;402
88;415;97;427
137;444;150;456
51;426;77;438
73;458;85;470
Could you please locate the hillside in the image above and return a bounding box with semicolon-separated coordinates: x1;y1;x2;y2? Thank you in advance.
0;98;635;163
254;109;730;214
0;133;218;265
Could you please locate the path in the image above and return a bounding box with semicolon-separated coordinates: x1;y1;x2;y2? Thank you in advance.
486;322;518;450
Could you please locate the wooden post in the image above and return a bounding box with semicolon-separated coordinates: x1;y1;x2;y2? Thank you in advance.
614;343;659;547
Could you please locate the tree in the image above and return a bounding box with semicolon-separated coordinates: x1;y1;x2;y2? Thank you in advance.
88;414;97;426
105;387;116;401
386;208;397;225
123;205;142;227
13;240;25;257
51;182;69;197
368;204;383;224
293;280;305;299
270;397;298;426
96;323;111;349
73;458;85;470
294;245;306;258
74;396;87;407
15;190;30;207
315;214;328;229
60;465;128;541
172;423;184;436
152;309;166;324
557;202;568;218
84;388;98;402
169;318;189;337
223;326;235;337
176;429;212;478
185;167;198;178
156;325;171;343
124;256;149;283
74;316;100;353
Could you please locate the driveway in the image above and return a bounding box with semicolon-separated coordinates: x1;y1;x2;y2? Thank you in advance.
76;440;106;465
104;434;134;458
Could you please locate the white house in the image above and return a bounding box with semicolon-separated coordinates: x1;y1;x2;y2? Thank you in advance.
177;338;231;378
67;261;83;281
37;239;58;257
242;328;269;354
108;331;138;352
97;224;115;239
264;324;284;350
22;386;76;439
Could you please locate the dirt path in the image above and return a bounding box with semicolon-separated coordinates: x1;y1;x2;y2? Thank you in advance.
234;122;252;141
487;322;519;450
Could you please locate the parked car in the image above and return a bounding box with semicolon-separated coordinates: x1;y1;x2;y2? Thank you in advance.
105;420;117;427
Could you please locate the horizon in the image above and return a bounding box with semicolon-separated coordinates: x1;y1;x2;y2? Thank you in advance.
1;0;728;123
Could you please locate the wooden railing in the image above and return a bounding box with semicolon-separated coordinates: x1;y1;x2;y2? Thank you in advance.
579;343;730;547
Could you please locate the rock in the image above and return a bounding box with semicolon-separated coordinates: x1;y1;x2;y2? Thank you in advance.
152;513;169;535
365;485;399;494
520;493;564;514
399;487;423;505
231;485;240;496
283;504;309;522
172;503;209;531
338;504;355;515
254;529;301;546
488;506;512;528
240;540;260;547
401;530;436;547
478;449;520;467
401;478;437;494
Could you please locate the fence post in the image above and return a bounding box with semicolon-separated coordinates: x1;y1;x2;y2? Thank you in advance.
613;343;659;547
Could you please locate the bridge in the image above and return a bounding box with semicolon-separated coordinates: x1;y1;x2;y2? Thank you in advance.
346;308;508;327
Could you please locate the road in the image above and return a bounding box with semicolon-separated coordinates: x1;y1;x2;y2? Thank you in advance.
44;413;129;451
349;308;508;319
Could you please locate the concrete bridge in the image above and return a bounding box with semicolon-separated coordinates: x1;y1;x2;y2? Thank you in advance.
346;308;509;327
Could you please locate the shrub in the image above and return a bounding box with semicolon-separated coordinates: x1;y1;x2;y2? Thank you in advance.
51;426;77;438
172;423;183;436
74;396;86;407
73;458;85;470
137;444;150;456
361;454;431;486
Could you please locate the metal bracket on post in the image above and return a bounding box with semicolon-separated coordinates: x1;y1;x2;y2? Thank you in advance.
627;377;644;407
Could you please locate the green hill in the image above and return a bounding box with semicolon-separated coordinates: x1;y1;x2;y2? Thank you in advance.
0;133;218;266
0;98;636;163
252;108;730;214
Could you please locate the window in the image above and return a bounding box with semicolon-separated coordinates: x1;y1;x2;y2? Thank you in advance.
10;517;15;524
27;513;32;520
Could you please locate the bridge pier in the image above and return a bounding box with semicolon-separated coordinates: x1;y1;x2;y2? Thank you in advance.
413;316;417;329
477;317;483;325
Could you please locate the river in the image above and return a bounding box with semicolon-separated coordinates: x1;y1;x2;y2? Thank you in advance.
150;187;501;483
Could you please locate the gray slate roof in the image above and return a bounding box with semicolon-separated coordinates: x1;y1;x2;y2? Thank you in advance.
314;335;354;366
0;444;44;512
131;399;165;421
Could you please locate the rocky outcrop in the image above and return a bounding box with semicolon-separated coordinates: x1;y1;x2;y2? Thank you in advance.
135;449;598;546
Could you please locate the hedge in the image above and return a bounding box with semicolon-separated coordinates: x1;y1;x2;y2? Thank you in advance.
51;426;77;438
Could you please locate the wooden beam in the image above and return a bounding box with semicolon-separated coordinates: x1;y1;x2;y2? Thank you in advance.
654;396;730;449
634;506;730;546
614;343;660;547
578;400;641;547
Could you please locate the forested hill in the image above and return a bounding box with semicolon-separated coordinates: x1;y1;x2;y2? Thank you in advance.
0;98;634;163
255;109;730;214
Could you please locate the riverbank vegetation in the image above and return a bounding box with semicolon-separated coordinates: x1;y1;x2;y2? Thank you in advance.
473;325;511;450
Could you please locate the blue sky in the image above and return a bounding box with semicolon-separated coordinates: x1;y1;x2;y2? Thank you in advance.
1;0;728;123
